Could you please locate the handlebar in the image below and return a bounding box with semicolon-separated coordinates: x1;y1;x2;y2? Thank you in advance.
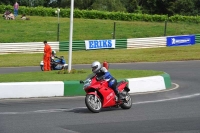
96;75;105;81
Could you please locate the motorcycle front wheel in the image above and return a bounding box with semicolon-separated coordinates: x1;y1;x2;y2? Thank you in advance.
85;94;102;113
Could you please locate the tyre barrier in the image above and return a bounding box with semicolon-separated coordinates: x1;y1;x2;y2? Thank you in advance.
0;73;171;99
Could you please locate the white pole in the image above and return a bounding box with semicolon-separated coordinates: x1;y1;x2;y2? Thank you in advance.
58;8;60;24
68;0;74;72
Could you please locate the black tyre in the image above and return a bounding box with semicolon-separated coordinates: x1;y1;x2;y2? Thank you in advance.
63;65;68;70
120;92;132;109
85;94;102;113
40;65;44;71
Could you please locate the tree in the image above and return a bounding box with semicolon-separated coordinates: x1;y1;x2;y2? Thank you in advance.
91;0;126;12
1;0;199;16
17;0;46;7
194;0;200;15
142;0;176;16
58;0;95;9
173;0;196;15
120;0;145;13
0;0;15;5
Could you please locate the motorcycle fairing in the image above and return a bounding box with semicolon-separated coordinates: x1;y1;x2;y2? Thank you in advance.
101;91;116;108
86;92;99;97
54;64;64;70
84;75;129;108
86;88;116;108
117;81;128;91
90;78;116;107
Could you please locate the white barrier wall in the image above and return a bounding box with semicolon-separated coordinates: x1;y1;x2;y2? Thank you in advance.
0;42;59;54
127;76;166;93
127;37;166;49
0;82;64;99
0;74;171;99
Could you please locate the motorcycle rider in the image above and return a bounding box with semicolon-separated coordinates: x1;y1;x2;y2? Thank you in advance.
51;50;66;68
51;50;57;58
91;61;124;100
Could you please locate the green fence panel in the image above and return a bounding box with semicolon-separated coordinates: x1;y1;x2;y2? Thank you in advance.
115;39;127;49
195;34;200;44
59;41;85;51
59;39;127;51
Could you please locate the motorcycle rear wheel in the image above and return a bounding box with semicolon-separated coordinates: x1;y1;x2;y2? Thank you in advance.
63;66;68;70
120;92;132;109
85;94;102;113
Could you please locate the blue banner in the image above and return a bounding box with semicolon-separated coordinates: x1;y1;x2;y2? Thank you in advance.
167;35;195;47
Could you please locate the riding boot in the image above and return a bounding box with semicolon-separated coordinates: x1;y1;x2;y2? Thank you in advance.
115;90;123;100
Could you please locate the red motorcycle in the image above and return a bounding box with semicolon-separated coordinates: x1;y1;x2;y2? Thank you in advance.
80;74;132;113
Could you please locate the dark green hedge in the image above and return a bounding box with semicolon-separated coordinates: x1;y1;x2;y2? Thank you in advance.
1;5;200;23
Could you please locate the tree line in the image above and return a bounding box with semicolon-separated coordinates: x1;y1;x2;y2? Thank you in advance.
1;0;200;16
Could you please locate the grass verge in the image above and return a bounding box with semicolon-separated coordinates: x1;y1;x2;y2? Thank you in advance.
0;44;200;67
0;69;164;82
0;15;200;42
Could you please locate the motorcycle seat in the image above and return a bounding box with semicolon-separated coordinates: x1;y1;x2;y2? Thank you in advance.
116;81;125;88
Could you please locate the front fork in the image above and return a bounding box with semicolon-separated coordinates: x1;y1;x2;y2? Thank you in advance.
94;91;97;102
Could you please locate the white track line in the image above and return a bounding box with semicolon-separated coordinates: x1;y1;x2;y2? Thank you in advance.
1;82;199;115
0;107;86;115
0;93;200;115
132;93;200;105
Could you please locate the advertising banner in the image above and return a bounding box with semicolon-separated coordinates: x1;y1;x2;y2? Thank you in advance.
85;39;115;50
167;35;195;47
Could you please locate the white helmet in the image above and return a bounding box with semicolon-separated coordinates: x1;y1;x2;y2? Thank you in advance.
91;61;101;73
52;50;56;55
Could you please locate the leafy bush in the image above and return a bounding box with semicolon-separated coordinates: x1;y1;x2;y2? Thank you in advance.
1;5;200;23
0;5;13;13
168;14;200;23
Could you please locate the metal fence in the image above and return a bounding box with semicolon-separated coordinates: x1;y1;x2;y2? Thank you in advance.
59;41;85;51
0;42;59;54
59;39;127;51
127;37;166;49
0;35;199;54
195;34;200;44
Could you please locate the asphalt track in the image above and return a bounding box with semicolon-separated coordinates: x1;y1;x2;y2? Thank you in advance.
0;60;200;133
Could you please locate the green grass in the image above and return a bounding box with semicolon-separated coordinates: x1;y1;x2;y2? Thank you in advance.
0;43;198;82
1;15;200;42
1;15;199;82
0;69;164;82
0;44;199;67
